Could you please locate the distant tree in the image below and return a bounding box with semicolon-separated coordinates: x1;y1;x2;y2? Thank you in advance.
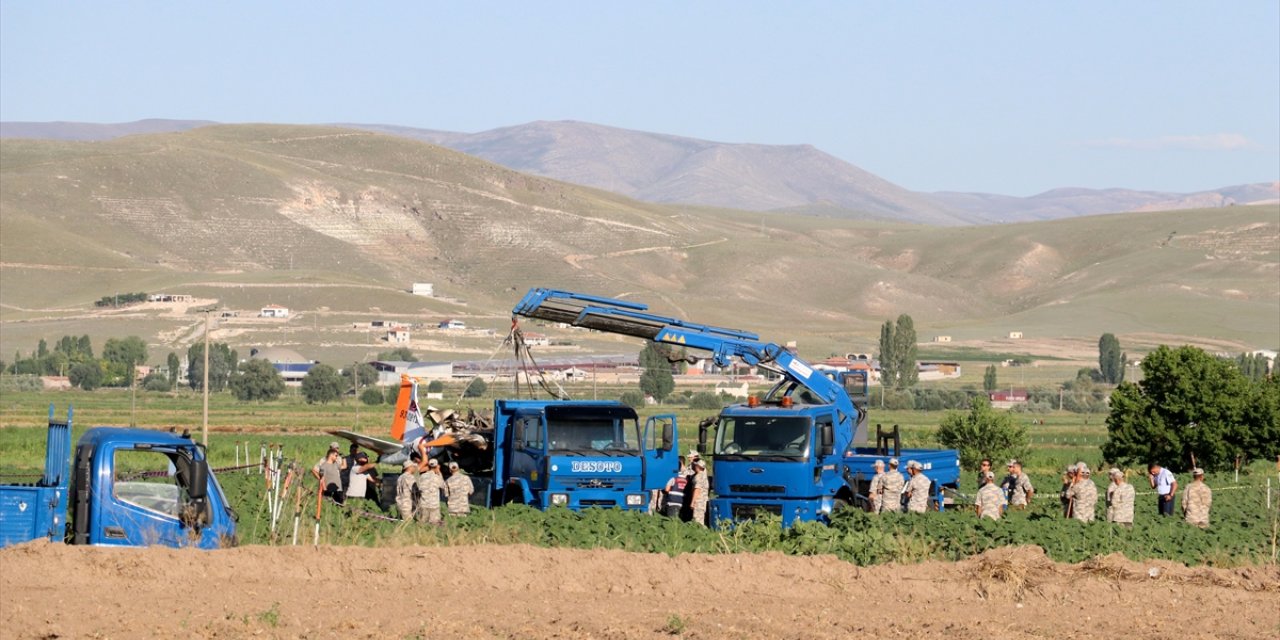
377;347;416;362
463;377;488;398
385;385;399;405
103;336;149;387
983;365;998;392
1098;333;1124;384
166;352;181;388
639;342;676;402
37;339;48;358
893;314;919;388
360;388;385;405
77;335;93;359
141;371;172;392
619;390;645;409
230;359;285;402
687;392;727;410
427;380;445;393
1237;352;1271;382
69;362;103;391
877;315;919;390
341;363;378;388
935;396;1029;471
301;364;343;404
1103;345;1280;472
877;321;898;391
186;343;237;392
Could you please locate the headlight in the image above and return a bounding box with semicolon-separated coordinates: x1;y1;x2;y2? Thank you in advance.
550;493;569;506
625;494;644;506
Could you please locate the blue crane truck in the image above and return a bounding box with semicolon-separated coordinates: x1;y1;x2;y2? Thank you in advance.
0;406;237;549
486;399;678;511
512;288;961;527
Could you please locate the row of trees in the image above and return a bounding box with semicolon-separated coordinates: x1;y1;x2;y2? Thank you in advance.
7;335;155;390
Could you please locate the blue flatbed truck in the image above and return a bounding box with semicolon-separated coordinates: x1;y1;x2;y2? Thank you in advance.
0;406;238;549
512;288;961;527
486;399;678;511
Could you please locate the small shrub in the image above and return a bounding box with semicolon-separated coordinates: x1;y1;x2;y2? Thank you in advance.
360;388;384;405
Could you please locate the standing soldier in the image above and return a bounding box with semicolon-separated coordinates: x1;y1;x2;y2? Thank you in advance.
689;457;709;526
416;458;445;525
1060;463;1078;517
395;460;417;521
1182;468;1212;528
1067;463;1097;522
444;461;474;518
975;470;1006;520
903;461;932;513
868;460;887;513
881;459;905;513
1005;459;1035;510
1105;468;1135;526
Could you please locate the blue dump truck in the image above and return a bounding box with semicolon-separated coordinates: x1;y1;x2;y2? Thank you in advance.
512;288;961;527
0;406;237;549
489;399;678;510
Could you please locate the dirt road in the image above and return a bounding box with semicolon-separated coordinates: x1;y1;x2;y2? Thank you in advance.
1;543;1276;639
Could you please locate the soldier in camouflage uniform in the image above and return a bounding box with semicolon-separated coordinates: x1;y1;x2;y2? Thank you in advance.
1004;459;1035;509
444;461;474;517
1066;463;1097;522
867;460;886;513
1059;463;1078;517
416;458;445;525
881;459;905;513
975;470;1006;520
395;460;417;521
903;461;932;513
1105;468;1135;526
1182;468;1212;528
689;458;709;526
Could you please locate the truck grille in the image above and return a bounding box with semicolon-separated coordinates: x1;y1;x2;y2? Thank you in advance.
732;503;782;520
575;479;615;489
729;484;786;494
580;499;617;507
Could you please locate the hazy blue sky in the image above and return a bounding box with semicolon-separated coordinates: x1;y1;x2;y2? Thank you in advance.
2;2;1276;195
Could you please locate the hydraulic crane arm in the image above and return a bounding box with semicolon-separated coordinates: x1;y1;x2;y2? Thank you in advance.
512;288;852;408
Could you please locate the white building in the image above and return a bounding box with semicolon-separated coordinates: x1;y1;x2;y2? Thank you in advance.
1008;331;1023;339
260;305;290;318
412;283;434;297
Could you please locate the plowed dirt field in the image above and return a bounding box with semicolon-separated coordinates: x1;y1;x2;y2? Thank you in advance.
2;543;1277;639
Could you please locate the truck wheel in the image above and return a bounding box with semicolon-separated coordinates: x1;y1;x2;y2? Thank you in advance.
832;498;850;513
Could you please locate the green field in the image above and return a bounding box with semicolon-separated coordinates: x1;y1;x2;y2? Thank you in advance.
2;388;1275;567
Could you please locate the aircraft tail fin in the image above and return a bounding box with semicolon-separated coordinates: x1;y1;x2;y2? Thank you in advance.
390;375;427;443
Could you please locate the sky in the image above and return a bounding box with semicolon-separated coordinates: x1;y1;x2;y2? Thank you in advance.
1;2;1277;196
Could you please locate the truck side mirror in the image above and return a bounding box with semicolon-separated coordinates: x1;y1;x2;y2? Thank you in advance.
661;421;674;451
819;423;834;457
188;460;209;500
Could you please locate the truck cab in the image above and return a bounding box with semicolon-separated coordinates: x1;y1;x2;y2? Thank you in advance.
492;400;677;511
69;428;237;548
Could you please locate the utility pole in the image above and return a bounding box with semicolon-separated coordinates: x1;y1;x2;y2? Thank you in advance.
202;309;211;447
353;361;360;429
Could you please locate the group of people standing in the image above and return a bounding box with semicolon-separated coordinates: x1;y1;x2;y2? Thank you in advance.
867;457;940;514
1059;461;1212;527
311;442;475;525
393;454;475;524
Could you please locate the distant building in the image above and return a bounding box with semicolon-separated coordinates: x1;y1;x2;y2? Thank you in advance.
918;361;961;380
386;326;411;343
369;360;453;385
148;294;194;303
1008;331;1023;339
522;332;550;347
412;283;434;297
438;319;466;330
933;335;952;343
260;305;290;318
249;347;314;386
988;389;1028;409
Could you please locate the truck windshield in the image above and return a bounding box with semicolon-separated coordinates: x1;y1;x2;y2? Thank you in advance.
547;417;640;455
715;416;811;460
